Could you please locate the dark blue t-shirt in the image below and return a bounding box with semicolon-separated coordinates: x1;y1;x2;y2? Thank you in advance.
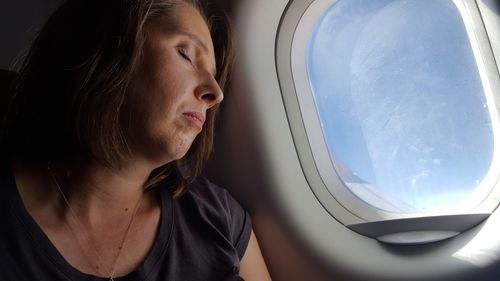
0;163;251;281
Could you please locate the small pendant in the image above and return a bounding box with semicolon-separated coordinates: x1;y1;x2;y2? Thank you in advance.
109;278;114;281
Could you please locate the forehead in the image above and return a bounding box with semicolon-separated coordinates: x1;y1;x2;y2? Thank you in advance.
149;2;213;51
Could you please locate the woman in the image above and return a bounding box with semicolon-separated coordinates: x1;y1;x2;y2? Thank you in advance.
0;0;271;280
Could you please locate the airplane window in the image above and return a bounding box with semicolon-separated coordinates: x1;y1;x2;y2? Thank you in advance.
306;0;499;213
279;0;500;243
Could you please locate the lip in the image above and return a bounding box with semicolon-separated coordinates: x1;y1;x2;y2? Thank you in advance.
183;111;205;130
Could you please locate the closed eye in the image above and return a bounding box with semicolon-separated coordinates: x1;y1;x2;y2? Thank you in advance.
178;49;192;63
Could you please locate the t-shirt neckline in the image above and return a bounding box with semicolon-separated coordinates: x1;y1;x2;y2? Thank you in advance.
5;162;174;281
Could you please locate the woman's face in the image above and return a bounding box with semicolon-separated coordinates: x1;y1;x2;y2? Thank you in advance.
125;1;223;167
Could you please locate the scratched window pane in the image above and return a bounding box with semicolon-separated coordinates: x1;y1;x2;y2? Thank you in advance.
307;0;495;212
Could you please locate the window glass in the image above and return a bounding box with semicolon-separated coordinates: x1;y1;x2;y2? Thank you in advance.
307;0;495;212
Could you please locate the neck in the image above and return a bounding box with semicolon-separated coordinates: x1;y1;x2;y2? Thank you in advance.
47;159;161;279
14;158;163;278
49;159;158;226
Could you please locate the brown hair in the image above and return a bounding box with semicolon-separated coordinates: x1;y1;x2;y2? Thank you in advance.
3;0;234;195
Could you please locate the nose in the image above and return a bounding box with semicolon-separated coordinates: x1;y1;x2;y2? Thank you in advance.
195;73;224;108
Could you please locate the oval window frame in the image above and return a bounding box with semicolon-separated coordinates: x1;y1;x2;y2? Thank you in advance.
276;0;500;243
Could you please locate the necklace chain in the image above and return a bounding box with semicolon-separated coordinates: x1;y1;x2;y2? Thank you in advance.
47;162;143;280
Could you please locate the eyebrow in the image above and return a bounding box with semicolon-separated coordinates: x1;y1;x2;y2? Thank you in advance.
176;29;217;77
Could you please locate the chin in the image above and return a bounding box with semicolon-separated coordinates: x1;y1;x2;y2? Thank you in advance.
171;149;190;162
163;139;194;163
140;131;196;166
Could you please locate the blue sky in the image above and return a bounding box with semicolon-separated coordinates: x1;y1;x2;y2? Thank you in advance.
307;0;494;211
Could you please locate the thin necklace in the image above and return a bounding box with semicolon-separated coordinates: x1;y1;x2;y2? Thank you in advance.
47;163;143;281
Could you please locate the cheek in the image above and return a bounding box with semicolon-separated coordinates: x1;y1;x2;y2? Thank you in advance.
149;69;187;109
132;76;182;122
141;44;191;109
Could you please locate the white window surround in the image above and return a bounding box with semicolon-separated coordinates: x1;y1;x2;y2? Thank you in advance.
276;0;500;244
238;0;500;277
